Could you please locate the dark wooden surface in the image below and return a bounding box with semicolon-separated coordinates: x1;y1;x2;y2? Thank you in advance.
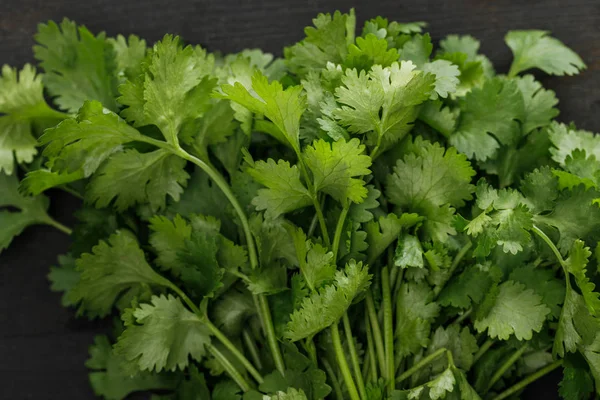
0;0;598;398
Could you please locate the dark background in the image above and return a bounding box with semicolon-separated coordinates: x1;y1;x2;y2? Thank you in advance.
1;0;598;399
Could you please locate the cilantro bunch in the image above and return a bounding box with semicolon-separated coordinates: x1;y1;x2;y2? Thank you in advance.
2;10;598;400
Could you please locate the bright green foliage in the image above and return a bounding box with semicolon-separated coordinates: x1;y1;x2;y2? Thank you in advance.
474;280;550;340
115;294;212;372
0;64;62;174
505;30;586;76
395;282;439;357
285;260;371;341
108;34;147;82
87;335;178;400
0;171;53;252
34;19;119;112
69;230;170;318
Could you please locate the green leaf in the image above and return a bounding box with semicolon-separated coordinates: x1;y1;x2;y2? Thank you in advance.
87;148;189;212
69;230;170;318
565;240;600;316
428;325;478;372
285;260;371;341
0;171;52;252
108;34;147;82
119;34;216;144
421;60;460;99
289;227;336;291
259;344;331;400
439;35;480;59
506;30;586;76
212;380;243;400
247;159;312;220
515;74;559;134
262;388;309;400
303;138;372;205
183;100;237;161
508;264;565;319
39;100;143;176
474;280;550;340
218;71;306;153
345;33;399;71
418;100;458;138
86;335;178;400
211;287;256;336
34;19;119;112
386;138;475;241
334;62;435;154
365;212;423;263
149;214;192;274
0;64;58;174
115;294;211;372
394;233;424;268
559;362;594;400
399;33;433;67
285;10;356;76
20;168;85;196
48;254;79;307
439;264;500;309
548;122;600;166
450;78;525;161
396;281;439;357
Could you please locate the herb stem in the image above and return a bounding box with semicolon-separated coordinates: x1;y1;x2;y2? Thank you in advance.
44;217;73;235
257;294;286;376
366;290;387;381
486;345;528;393
242;328;263;371
343;313;367;400
332;205;350;259
491;360;562;400
322;358;344;400
331;322;361;400
381;266;395;394
532;225;568;270
473;339;494;365
208;344;251;392
365;313;378;382
313;197;331;247
396;348;447;383
434;241;472;298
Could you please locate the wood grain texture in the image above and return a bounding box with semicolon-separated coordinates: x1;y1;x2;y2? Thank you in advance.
0;0;598;398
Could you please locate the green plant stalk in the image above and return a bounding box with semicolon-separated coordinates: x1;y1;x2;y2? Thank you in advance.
208;344;251;392
322;358;344;400
304;337;318;366
43;216;73;235
473;339;494;365
365;313;378;382
138;139;285;376
343;313;367;400
366;290;387;380
532;225;568;271
433;241;472;298
396;348;447;383
242;328;263;371
331;322;361;400
297;156;331;246
381;266;395;394
166;281;264;384
492;360;563;400
332;204;350;259
485;345;528;393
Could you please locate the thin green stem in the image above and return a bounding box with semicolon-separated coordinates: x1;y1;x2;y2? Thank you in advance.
323;359;344;400
452;307;472;325
331;322;361;400
365;313;378;382
532;225;568;270
396;348;447;383
366;290;387;380
332;205;350;259
434;241;472;298
58;184;84;200
486;345;528;393
313;197;331;247
381;266;395;394
492;360;562;400
242;328;263;371
343;313;367;400
257;294;286;376
44;217;73;235
208;344;251;392
304;338;318;366
473;339;494;365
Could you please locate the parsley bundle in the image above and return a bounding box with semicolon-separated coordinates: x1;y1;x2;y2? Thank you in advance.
2;9;598;400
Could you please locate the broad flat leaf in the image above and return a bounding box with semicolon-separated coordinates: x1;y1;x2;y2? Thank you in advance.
548;122;600;166
439;264;501;309
218;71;306;153
285;260;371;341
247;159;312;219
0;64;60;174
450;78;525;161
386;138;475;241
48;254;79;307
86;335;177;400
515;74;559;134
565;240;600;316
365;212;423;263
0;172;52;252
289;227;336;291
395;233;424;268
474;280;550;340
108;34;147;81
345;33;399;71
40;101;143;177
399;33;433;67
303;138;372;205
285;10;356;76
115;294;211;372
509;264;565;319
396;281;439;356
119;34;216;144
87;149;189;212
211;287;256;336
418;100;459;138
69;230;171;318
506;30;586;76
34;19;119;112
421;60;460;99
427;326;478;372
20;168;84;195
559;363;594;400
